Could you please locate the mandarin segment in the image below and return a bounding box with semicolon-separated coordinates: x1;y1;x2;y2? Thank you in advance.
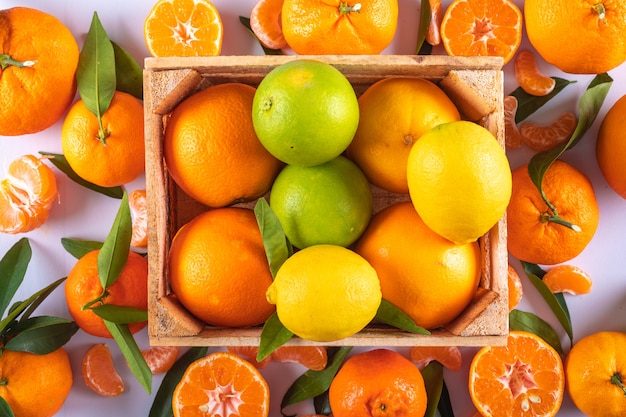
250;0;287;49
129;189;148;248
410;345;463;371
507;263;523;311
82;344;125;397
142;346;180;374
542;264;592;295
503;95;523;150
514;50;556;97
227;346;272;369
520;112;577;152
426;0;443;45
271;346;328;371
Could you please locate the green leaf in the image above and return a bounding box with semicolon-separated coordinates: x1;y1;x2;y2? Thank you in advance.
415;0;432;55
61;237;103;259
254;198;292;278
423;361;444;417
0;238;31;318
0;397;15;417
375;299;430;334
522;262;573;347
149;347;208;417
112;41;143;100
281;346;352;410
91;304;148;324
313;392;332;415
98;192;132;289
528;73;612;212
4;317;78;354
258;312;293;361
77;12;116;119
510;78;577;123
239;16;283;55
39;152;124;199
437;379;455;417
509;309;563;355
17;278;67;323
104;320;152;393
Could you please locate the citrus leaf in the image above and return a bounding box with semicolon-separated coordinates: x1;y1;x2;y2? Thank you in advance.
4;317;78;354
423;361;444;417
528;73;612;210
254;198;292;278
18;277;66;322
522;262;573;347
149;347;208;417
509;309;563;355
510;77;576;123
91;304;148;324
281;346;352;410
104;320;152;394
98;192;132;289
437;379;455;417
239;16;283;55
313;392;332;415
375;299;430;335
77;12;116;118
0;238;31;318
0;397;15;417
61;238;103;259
415;0;432;54
112;41;143;100
39;152;124;199
258;312;293;361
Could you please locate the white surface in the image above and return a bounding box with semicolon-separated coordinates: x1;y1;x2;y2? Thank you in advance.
1;0;625;416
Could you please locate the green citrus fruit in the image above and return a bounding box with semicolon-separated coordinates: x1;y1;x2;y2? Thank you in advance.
252;59;359;166
266;244;381;342
407;121;512;244
269;156;372;249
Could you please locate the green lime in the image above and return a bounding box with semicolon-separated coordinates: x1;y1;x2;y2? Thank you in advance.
252;59;359;166
270;156;372;249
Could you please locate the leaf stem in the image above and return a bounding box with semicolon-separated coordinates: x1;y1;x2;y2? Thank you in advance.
339;2;361;14
0;54;36;71
593;3;606;20
540;210;582;232
82;289;109;310
611;372;626;396
97;117;110;145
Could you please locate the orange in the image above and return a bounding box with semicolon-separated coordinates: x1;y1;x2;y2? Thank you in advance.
165;82;282;208
0;348;72;417
410;345;463;371
168;207;275;327
507;160;600;265
525;0;626;74
142;346;180;375
0;7;79;136
469;330;565;417
144;0;223;57
328;348;427;417
61;91;145;188
81;343;125;397
440;0;522;65
566;331;626;416
345;77;460;194
0;154;57;234
172;351;270;417
129;189;148;248
597;94;626;199
228;346;328;370
504;95;523;150
281;0;398;54
353;201;481;330
508;263;523;311
250;0;288;50
514;50;556;97
65;250;149;338
519;112;577;152
542;264;593;295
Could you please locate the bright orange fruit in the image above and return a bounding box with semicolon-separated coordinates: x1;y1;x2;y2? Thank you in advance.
142;346;180;374
0;155;57;234
426;0;443;45
514;49;556;97
597;94;626;200
144;0;224;57
542;264;592;295
441;0;523;65
172;352;270;417
250;0;287;49
271;346;328;371
410;345;463;371
226;346;272;369
129;189;148;248
82;344;125;397
520;112;577;152
504;95;523;150
508;263;523;311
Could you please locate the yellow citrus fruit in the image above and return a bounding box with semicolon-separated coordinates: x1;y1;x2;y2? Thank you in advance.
266;244;381;342
269;156;372;249
252;59;359;166
354;201;481;329
345;77;460;194
407;120;511;244
597;94;626;200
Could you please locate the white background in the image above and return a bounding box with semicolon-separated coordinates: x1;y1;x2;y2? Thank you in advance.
1;0;625;416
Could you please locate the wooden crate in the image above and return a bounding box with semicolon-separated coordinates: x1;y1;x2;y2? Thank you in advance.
144;55;508;347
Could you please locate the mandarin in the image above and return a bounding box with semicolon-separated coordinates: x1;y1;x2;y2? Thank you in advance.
329;349;427;417
227;346;328;370
281;0;398;54
61;91;145;188
353;201;481;330
168;207;275;328
65;250;149;338
165;82;282;208
345;77;460;194
81;343;125;397
0;7;79;136
507;263;523;311
514;50;556;97
142;346;180;375
129;189;148;248
519;111;577;152
507;160;599;265
250;0;288;50
410;345;463;371
504;95;523;150
542;264;593;295
0;348;73;417
525;0;626;74
597;94;626;199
